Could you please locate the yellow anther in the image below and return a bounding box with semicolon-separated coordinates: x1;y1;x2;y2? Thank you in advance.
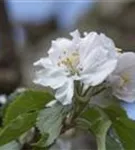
116;48;122;52
120;74;130;88
58;51;80;75
122;74;129;83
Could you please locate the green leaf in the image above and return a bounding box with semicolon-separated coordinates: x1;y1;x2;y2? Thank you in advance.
113;118;135;150
104;105;127;120
32;146;47;150
36;103;64;147
104;105;135;150
0;111;37;146
106;135;122;150
77;105;110;135
4;90;54;125
0;141;21;150
76;105;111;150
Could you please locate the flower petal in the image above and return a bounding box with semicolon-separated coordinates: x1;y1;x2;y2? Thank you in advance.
34;57;52;68
70;29;81;44
34;63;74;105
55;78;74;105
34;68;67;89
48;38;73;65
99;33;116;52
108;52;135;102
80;47;117;86
79;32;99;61
114;52;135;73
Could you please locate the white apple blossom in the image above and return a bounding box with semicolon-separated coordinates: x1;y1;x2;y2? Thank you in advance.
108;52;135;102
0;95;7;105
34;30;117;105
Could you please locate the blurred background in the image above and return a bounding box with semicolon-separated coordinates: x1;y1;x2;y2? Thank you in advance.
0;0;135;149
0;0;135;94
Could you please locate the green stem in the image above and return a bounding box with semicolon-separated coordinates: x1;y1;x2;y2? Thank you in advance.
97;134;106;150
82;86;91;97
96;120;111;150
92;87;106;97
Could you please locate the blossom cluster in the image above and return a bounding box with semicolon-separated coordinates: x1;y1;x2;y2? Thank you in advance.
34;30;135;105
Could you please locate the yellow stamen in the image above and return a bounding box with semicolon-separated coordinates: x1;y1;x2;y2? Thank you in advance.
58;51;80;75
120;74;130;88
116;48;122;52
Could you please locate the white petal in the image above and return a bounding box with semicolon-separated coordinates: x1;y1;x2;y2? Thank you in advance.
55;78;74;105
113;88;135;103
34;57;52;68
99;33;116;51
48;38;72;64
114;52;135;73
111;77;135;102
70;29;81;44
82;61;117;86
79;32;99;60
81;46;108;72
34;67;67;89
51;38;72;53
0;95;7;104
80;46;117;86
108;52;135;102
34;64;74;105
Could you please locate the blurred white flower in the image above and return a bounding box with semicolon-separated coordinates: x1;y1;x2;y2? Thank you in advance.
108;52;135;102
34;30;117;105
0;95;7;105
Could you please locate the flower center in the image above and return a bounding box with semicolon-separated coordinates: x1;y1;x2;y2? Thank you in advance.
120;74;130;87
58;51;80;75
